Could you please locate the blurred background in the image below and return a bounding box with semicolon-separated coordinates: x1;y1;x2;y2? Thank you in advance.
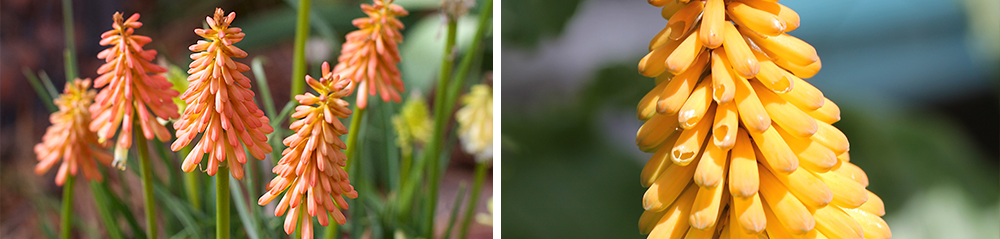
1;0;492;238
501;0;998;238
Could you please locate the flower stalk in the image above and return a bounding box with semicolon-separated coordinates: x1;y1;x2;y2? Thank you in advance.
217;166;230;239
135;128;158;238
459;162;488;239
423;16;458;239
59;175;74;239
289;0;311;99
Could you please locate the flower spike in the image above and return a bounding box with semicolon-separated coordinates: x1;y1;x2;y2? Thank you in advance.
90;12;180;170
37;79;113;185
333;0;409;109
173;8;272;179
259;62;358;238
635;1;890;238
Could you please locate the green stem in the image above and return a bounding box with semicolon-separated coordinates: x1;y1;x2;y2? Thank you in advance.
60;175;75;239
217;167;231;239
135;133;158;238
400;150;412;189
445;0;493;109
344;106;366;170
180;145;201;211
61;0;78;81
289;0;312;100
91;181;124;239
458;163;488;239
424;17;459;239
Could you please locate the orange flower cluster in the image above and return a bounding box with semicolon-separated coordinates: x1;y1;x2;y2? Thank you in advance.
636;1;890;238
259;62;358;238
172;8;273;179
36;79;113;186
333;0;409;109
90;12;179;169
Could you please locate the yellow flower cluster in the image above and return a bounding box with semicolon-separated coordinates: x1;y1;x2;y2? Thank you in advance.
35;79;112;186
636;1;890;238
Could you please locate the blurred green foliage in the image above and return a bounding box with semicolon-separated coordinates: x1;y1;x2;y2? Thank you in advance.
500;0;583;48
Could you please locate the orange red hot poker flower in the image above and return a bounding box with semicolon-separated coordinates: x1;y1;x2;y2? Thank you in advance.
259;62;358;238
333;0;409;109
636;1;890;239
36;79;113;186
172;8;273;179
90;12;179;169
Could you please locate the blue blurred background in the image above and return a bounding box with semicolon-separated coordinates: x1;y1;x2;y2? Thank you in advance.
500;0;999;238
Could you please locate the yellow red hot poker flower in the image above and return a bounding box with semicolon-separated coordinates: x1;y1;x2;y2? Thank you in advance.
172;8;273;179
90;12;180;169
333;0;409;109
258;62;358;238
636;1;890;238
36;79;113;186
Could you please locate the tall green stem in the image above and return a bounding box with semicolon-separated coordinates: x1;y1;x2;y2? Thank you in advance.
446;0;493;109
344;106;367;169
61;0;78;81
459;163;488;239
60;175;75;239
217;167;231;239
91;181;124;239
135;134;158;238
424;18;459;239
289;0;312;99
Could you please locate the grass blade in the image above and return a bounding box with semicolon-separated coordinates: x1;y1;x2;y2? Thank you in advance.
24;68;57;112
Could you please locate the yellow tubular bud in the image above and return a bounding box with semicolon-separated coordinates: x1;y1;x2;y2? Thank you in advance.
722;22;760;78
728;203;759;239
734;72;771;133
671;107;715;166
694;143;730;187
700;0;725;48
712;102;738;149
758;156;832;209
739;27;818;66
637;112;680;151
753;51;793;93
727;1;786;37
639;39;682;77
660;0;685;20
775;125;838;172
832;161;869;187
775;3;801;32
728;130;759;198
667;29;705;75
752;81;817;138
747;126;799;173
859;190;886;216
711;48;736;104
812;206;864;239
647;185;699;238
841;207;892;239
643;155;699;211
813;169;868;208
758;168;816;234
733;193;766;233
667;1;705;40
778;73;825;111
657;52;709;114
812;121;850;155
649;25;675;51
689;179;729;229
776;57;822;79
762;202;815;239
641;134;680;187
639;75;671;120
807;98;841;124
678;78;714;129
639;209;668;235
838;151;850;162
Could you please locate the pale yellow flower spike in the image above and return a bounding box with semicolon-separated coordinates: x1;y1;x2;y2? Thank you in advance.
636;1;891;238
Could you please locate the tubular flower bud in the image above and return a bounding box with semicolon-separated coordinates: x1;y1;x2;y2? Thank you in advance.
258;62;358;238
636;1;889;238
172;8;273;179
36;79;113;186
333;0;409;109
90;12;180;170
392;92;433;154
455;84;494;163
